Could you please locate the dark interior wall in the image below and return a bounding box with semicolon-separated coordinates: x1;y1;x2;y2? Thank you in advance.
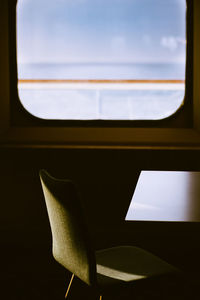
1;146;200;299
1;147;200;276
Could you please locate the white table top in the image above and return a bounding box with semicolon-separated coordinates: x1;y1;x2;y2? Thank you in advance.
126;171;200;222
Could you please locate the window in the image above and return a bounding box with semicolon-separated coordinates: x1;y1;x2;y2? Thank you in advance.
0;0;199;148
17;0;186;121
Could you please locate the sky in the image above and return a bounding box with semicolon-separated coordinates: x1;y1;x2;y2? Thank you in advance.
17;0;186;64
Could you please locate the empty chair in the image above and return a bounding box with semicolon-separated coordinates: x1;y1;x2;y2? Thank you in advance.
39;170;183;299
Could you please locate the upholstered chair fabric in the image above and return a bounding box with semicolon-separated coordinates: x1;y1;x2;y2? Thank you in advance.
40;170;96;286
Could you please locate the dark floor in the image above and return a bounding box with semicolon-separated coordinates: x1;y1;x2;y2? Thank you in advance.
1;274;200;300
2;225;200;300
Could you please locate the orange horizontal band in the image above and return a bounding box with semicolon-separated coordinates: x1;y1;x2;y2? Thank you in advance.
18;79;185;84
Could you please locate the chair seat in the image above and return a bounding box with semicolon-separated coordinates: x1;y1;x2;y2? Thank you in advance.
96;246;179;289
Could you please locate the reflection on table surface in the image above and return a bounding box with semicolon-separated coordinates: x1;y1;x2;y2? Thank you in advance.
126;171;200;222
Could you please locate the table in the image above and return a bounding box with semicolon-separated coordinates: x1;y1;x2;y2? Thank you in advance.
125;171;200;222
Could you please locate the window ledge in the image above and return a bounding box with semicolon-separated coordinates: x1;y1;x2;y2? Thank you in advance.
1;127;200;150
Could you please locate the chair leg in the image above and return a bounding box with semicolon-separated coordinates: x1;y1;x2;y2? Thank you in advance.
65;273;75;299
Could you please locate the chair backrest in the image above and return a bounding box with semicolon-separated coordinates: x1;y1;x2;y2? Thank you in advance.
39;170;97;286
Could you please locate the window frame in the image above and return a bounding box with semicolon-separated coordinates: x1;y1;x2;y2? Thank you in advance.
1;0;200;149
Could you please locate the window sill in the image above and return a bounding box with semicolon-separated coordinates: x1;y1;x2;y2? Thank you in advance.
0;127;200;150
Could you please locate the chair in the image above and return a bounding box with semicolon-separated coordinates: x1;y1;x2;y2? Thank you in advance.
39;170;182;299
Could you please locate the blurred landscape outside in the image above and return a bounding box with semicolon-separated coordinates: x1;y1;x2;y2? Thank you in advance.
17;0;186;120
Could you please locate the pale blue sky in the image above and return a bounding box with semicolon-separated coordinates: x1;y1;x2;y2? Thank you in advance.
17;0;186;64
